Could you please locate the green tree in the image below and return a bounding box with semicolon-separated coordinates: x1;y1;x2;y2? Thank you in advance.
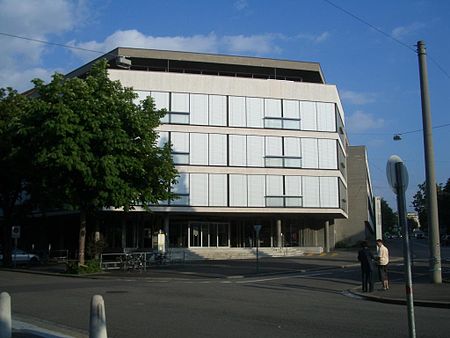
412;179;450;234
0;88;31;266
381;198;397;233
21;60;177;265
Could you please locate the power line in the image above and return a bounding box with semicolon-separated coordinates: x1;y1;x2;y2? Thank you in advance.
323;0;450;81
0;31;107;56
395;122;450;137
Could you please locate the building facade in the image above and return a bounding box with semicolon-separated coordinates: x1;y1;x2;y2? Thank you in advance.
67;48;349;256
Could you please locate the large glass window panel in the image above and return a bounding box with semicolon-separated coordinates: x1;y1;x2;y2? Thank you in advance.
264;99;282;117
190;173;208;206
317;102;336;132
171;173;189;206
266;197;284;207
201;223;209;247
318;139;337;169
300;101;317;131
246;97;263;128
190;94;208;125
171;93;189;112
171;132;189;164
247;135;264;167
190;223;201;247
301;138;318;168
285;197;302;207
209;134;227;166
302;176;320;207
170;112;190;124
248;175;265;207
229;174;248;207
229;135;247;166
190;133;208;165
284;137;301;157
229;96;246;127
283;119;300;130
210;224;217;247
320;177;339;208
266;175;283;207
209;95;227;126
265;136;282;167
265;157;283;167
218;223;229;247
264;118;282;129
157;131;169;148
209;174;227;206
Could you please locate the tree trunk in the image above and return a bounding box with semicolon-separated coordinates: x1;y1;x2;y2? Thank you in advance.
79;209;87;265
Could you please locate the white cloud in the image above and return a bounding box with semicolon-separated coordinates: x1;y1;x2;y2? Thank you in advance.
234;0;249;11
0;0;87;90
69;30;285;61
391;22;425;39
346;110;385;133
340;90;376;105
295;31;330;44
222;34;282;54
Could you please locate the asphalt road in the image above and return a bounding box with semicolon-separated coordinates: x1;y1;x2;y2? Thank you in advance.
1;239;449;338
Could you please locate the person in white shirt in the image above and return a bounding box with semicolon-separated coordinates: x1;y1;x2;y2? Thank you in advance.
376;239;389;290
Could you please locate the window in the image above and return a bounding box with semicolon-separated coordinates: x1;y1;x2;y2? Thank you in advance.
171;173;189;206
171;132;189;165
209;95;227;126
190;133;208;165
317;102;336;132
229;96;246;127
190;94;208;125
300;101;317;131
247;97;264;128
229;135;247;166
230;175;248;207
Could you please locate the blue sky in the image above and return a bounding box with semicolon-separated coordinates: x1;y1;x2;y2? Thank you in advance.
1;0;449;210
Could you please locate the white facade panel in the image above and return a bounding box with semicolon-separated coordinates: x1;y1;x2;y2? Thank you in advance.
319;177;339;208
300;101;317;131
248;175;265;207
134;90;150;105
247;135;264;167
246;97;264;128
171;92;189;112
264;99;282;117
209;174;227;206
150;91;170;110
190;133;208;165
230;174;247;207
209;134;227;166
229;135;247;166
318;139;337;169
317;102;336;132
229;96;246;127
265;137;282;156
209;95;227;126
190;94;208;125
285;176;302;196
303;176;320;207
171;132;189;153
284;137;301;157
283;100;300;119
190;173;208;206
301;138;318;168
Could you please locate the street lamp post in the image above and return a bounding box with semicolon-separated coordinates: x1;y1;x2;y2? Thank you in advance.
416;40;442;284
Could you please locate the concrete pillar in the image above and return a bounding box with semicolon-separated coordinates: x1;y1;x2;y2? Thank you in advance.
276;219;282;247
324;221;330;253
164;214;170;248
89;295;107;338
0;292;11;338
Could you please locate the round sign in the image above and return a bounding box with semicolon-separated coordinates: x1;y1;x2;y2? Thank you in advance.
386;155;409;194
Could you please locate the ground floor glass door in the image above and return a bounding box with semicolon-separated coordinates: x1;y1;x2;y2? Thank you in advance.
189;222;229;247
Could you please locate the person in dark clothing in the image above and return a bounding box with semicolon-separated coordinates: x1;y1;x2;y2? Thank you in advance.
357;241;375;292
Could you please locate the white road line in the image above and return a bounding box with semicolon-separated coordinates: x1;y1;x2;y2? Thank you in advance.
236;272;333;284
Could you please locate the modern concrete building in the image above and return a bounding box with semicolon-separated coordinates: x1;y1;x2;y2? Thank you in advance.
66;47;351;258
334;146;375;247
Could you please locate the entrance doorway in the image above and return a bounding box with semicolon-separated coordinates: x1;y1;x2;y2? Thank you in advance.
189;222;230;247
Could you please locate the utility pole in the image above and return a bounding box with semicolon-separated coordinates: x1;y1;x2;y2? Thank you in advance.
416;40;442;284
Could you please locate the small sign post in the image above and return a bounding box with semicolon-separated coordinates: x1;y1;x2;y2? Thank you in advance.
11;226;20;268
386;155;416;338
254;225;262;273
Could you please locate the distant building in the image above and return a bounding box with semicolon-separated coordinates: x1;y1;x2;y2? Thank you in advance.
334;146;376;246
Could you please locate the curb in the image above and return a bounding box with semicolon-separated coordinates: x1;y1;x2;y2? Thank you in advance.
347;287;450;309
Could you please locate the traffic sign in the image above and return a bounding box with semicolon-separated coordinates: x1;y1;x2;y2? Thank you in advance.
386;155;409;194
11;225;21;239
253;224;262;235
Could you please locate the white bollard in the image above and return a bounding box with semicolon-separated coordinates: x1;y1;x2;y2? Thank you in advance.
0;292;12;338
89;295;107;338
